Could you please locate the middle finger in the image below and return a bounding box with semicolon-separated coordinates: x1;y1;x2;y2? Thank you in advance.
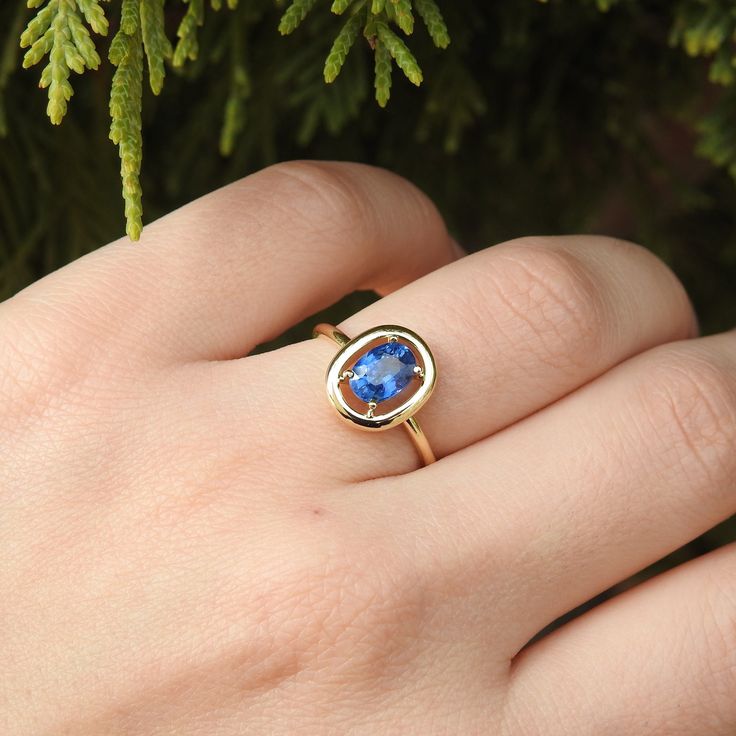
245;235;695;481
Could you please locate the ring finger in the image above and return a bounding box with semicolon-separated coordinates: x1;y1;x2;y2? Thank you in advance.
244;235;696;480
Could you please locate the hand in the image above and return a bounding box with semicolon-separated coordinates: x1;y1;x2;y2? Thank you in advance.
1;161;734;735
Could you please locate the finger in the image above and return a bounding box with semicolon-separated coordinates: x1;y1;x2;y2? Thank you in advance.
255;235;695;480
2;161;456;363
394;331;736;646
337;236;696;461
505;543;736;736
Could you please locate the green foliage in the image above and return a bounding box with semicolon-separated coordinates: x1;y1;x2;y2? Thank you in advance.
278;0;318;35
173;0;205;66
324;7;364;83
20;0;108;124
109;1;144;239
375;21;422;85
373;35;391;107
141;0;172;94
414;0;449;49
10;0;451;239
219;23;250;155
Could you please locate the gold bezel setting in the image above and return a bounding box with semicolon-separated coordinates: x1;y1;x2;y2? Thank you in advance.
325;325;437;432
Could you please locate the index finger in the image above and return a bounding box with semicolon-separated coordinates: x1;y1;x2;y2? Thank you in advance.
2;161;457;364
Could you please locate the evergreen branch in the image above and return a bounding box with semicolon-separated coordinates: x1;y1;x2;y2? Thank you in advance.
140;0;172;94
209;0;238;8
47;3;76;124
108;25;128;65
376;21;422;85
697;88;736;177
331;0;353;13
670;2;736;87
324;6;364;83
389;0;413;35
220;24;250;156
282;0;447;108
20;0;108;125
373;35;391;106
173;0;205;66
20;1;57;49
220;63;249;155
278;0;318;35
120;0;139;34
709;46;734;85
414;0;449;48
109;11;144;240
75;0;108;35
67;11;101;69
685;10;727;56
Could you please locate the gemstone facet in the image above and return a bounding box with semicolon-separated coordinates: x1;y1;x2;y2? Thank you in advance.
348;341;418;404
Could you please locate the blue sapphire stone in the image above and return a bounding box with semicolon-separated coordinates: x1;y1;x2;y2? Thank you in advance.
349;341;418;404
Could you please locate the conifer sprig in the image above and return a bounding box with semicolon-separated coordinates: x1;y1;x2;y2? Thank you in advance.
376;21;422;85
668;1;736;174
173;0;204;66
220;24;250;156
414;0;449;49
283;0;449;107
141;0;172;94
373;36;392;107
20;0;108;125
109;0;144;240
278;0;318;35
17;0;450;239
324;5;365;83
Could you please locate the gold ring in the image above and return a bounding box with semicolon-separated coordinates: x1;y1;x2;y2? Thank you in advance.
313;323;437;466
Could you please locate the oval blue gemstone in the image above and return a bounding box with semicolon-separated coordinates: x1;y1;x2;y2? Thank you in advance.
349;342;418;404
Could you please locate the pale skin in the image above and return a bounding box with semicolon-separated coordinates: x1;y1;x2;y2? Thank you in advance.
1;161;735;735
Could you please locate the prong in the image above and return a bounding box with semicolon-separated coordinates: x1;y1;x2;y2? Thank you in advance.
388;335;398;343
366;401;377;419
338;369;354;383
413;365;424;379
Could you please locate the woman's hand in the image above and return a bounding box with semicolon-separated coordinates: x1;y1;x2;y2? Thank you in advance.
1;161;734;735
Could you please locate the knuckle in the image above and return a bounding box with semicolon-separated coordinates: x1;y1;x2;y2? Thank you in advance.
639;346;736;486
593;235;696;336
467;237;608;370
260;160;373;240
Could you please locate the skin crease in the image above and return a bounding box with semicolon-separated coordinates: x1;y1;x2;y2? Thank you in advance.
0;161;735;735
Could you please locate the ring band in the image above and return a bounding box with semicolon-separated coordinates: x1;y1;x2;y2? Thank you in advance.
313;323;437;466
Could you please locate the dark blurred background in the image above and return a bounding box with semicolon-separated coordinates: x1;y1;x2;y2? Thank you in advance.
1;0;734;609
